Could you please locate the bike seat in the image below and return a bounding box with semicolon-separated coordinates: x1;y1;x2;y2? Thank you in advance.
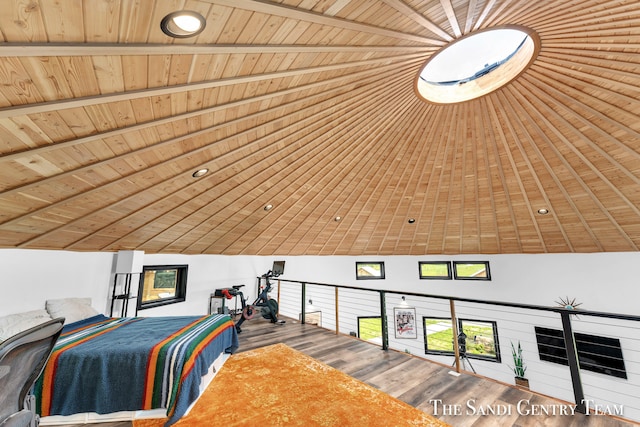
214;288;237;298
232;284;245;289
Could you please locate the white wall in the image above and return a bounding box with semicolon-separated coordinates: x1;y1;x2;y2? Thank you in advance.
2;249;638;317
0;249;277;317
275;252;640;316
0;249;114;316
137;253;274;316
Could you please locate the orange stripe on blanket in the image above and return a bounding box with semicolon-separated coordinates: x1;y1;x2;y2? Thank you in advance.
181;319;235;381
142;317;210;408
164;318;235;418
39;320;127;416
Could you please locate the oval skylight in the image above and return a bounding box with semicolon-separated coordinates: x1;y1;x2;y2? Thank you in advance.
415;26;539;104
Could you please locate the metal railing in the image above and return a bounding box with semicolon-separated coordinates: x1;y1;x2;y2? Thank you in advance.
266;277;640;423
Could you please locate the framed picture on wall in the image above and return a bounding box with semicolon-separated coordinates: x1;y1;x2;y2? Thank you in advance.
394;307;417;339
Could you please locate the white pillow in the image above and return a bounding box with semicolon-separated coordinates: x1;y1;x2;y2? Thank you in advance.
45;298;99;325
0;309;53;342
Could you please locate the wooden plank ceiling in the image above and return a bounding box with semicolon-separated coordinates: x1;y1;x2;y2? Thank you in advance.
0;0;639;255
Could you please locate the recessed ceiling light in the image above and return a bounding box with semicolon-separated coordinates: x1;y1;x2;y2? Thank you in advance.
334;216;341;221
264;204;273;211
161;11;206;38
537;208;549;215
192;168;209;178
408;218;416;223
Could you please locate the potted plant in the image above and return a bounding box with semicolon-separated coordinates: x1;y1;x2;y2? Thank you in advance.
511;341;529;389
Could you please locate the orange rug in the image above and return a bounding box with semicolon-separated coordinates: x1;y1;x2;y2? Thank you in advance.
134;343;449;427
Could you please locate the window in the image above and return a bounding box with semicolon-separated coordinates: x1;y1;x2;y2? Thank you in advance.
415;26;539;104
459;319;500;362
419;261;452;279
534;327;627;379
358;316;382;345
137;265;188;310
453;261;491;280
355;262;385;280
424;317;455;355
424;317;500;362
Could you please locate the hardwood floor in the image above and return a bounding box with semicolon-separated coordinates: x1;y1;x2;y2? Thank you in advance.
46;316;637;427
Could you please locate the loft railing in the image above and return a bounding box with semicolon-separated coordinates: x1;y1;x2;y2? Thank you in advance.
263;277;640;423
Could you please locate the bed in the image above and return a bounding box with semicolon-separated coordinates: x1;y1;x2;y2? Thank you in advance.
33;313;239;426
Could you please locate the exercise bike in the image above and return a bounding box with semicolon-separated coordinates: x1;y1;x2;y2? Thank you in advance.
214;269;285;333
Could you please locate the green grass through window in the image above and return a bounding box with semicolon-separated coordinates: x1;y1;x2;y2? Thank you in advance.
358;317;382;340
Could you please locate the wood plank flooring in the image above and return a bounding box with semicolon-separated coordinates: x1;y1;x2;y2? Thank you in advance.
46;316;638;427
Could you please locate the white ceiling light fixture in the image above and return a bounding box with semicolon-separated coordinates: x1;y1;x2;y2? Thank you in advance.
192;168;209;178
161;11;206;38
264;204;273;211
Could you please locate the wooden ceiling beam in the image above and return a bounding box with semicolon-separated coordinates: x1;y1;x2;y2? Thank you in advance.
0;51;425;120
511;80;640;250
0;43;431;57
206;0;444;45
207;72;415;255
380;0;453;41
2;59;419;230
16;62;420;249
439;0;462;37
0;52;423;167
106;67;414;253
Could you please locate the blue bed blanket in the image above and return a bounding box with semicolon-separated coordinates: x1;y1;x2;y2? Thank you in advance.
35;314;239;426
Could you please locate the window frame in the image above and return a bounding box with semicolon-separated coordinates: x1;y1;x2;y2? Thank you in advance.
452;261;491;280
534;326;627;379
137;264;188;311
458;318;501;363
357;316;382;342
423;316;455;355
423;317;501;363
355;261;386;280
418;261;452;280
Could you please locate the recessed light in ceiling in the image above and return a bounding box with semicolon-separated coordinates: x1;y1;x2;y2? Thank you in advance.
161;11;206;38
537;208;549;215
408;218;416;223
334;216;341;221
416;25;539;104
264;204;273;211
192;168;209;178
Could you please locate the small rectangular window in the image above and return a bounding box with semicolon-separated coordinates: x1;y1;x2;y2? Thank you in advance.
419;261;452;279
459;319;501;362
423;317;454;355
138;265;188;310
424;317;501;362
355;262;385;280
453;261;491;280
358;316;382;344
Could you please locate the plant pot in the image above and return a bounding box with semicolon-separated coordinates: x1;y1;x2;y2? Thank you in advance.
515;376;529;389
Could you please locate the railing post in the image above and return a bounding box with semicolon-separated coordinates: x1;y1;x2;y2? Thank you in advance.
380;291;389;350
276;279;281;315
301;282;306;324
334;287;339;335
561;311;586;413
450;299;461;373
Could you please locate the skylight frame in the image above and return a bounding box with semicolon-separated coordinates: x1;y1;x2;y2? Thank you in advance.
415;25;540;104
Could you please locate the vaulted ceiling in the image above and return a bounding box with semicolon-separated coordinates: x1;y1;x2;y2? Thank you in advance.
0;0;639;255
